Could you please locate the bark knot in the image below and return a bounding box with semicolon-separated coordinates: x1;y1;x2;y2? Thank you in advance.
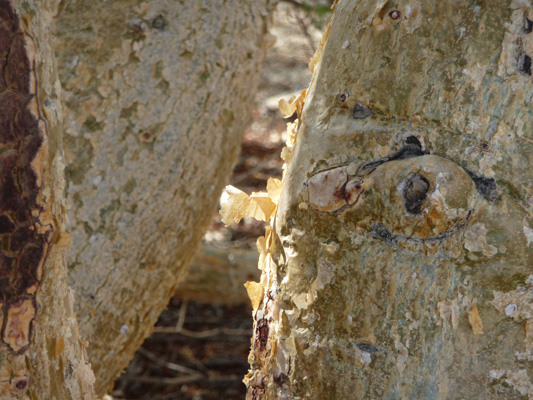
400;173;430;214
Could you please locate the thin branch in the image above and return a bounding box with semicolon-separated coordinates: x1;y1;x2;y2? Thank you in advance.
137;347;203;376
175;300;188;331
296;14;317;54
279;0;317;54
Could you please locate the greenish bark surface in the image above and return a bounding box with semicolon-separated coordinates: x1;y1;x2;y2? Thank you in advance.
246;1;533;399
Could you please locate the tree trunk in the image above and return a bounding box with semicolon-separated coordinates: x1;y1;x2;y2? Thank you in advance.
52;0;276;395
0;1;95;398
53;0;276;395
246;1;532;399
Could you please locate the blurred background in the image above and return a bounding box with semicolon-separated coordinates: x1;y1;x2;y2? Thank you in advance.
109;2;330;399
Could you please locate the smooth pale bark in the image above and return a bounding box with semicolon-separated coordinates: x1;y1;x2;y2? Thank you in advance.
0;1;94;398
54;0;276;394
246;1;532;399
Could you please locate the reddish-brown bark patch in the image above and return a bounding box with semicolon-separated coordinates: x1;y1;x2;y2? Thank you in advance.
0;0;53;355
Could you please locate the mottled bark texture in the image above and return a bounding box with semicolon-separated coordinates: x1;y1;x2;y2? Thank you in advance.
0;0;95;398
54;0;275;395
246;1;533;399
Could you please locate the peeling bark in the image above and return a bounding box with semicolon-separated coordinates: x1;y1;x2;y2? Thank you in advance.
0;0;94;398
247;1;533;399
